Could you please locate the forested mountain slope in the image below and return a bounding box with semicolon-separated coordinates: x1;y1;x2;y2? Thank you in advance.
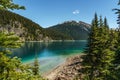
45;21;91;40
0;10;46;41
0;10;90;41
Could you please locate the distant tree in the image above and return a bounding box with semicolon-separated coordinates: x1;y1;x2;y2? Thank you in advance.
32;56;40;75
0;0;25;10
31;56;45;79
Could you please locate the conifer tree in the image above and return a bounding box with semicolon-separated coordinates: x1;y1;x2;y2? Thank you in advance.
104;17;109;29
94;13;99;27
82;13;100;80
105;29;118;80
0;0;25;10
113;0;120;63
0;32;22;80
32;55;40;76
0;29;45;80
0;1;45;80
97;19;115;80
99;16;103;27
112;0;120;79
82;14;115;80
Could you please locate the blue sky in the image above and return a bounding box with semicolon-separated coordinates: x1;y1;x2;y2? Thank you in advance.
13;0;118;28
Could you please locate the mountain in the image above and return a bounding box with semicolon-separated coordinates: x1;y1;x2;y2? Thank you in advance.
0;10;91;41
0;10;47;41
45;21;91;40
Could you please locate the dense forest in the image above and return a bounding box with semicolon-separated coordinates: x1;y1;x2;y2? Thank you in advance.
0;10;45;41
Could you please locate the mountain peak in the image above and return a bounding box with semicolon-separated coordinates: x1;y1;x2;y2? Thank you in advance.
79;21;91;28
46;20;91;40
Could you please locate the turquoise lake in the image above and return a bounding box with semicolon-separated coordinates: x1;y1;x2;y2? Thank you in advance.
12;41;87;73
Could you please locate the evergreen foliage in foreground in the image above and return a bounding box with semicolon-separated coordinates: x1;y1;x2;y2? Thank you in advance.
112;0;120;79
82;14;118;80
0;10;45;41
0;1;46;80
0;0;25;10
0;32;45;80
81;1;120;80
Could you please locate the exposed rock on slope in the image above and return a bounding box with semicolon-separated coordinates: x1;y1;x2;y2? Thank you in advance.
0;10;47;41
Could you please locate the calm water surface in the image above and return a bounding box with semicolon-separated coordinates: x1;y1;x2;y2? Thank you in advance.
12;41;87;73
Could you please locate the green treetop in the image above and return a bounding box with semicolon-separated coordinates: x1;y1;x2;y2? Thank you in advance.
0;0;25;10
104;17;109;29
82;14;115;80
113;0;120;28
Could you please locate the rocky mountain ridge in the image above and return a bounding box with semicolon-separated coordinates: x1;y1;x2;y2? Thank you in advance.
0;10;48;41
45;21;91;40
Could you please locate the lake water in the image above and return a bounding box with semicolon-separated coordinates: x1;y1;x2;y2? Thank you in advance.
12;41;87;73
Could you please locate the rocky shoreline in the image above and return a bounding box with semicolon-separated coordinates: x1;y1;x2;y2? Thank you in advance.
44;54;85;80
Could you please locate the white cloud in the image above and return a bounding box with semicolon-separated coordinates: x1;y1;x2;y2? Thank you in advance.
72;10;79;15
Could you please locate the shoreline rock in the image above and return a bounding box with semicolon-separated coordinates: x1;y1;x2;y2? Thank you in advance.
44;54;85;80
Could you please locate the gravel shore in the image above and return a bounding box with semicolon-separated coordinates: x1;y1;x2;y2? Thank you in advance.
44;54;85;80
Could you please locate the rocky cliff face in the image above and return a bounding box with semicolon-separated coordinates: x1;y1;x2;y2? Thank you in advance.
0;10;49;41
0;21;45;41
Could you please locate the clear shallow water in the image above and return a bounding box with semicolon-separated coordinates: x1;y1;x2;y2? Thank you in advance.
12;41;87;73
